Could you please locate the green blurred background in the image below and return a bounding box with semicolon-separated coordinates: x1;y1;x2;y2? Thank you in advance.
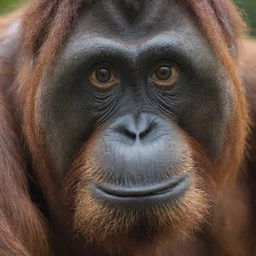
0;0;256;36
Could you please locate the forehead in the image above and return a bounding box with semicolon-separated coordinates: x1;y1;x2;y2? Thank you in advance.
72;0;202;42
58;0;217;75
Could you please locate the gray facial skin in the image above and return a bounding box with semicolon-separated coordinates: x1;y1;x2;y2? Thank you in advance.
35;0;233;179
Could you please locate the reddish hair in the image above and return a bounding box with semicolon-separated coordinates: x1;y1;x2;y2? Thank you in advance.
0;1;250;255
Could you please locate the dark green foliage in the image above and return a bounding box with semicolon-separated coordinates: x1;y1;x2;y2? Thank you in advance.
235;0;256;36
0;0;28;14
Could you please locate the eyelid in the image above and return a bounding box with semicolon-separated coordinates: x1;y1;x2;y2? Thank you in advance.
150;61;180;89
89;63;119;91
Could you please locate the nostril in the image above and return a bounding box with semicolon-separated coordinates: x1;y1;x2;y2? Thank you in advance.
113;123;137;140
123;125;154;141
123;128;137;140
139;121;158;140
111;116;158;142
139;126;152;139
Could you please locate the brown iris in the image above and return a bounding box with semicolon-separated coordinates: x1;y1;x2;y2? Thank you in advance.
89;64;118;90
151;61;180;88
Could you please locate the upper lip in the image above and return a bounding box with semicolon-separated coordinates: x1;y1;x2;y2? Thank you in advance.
95;175;189;198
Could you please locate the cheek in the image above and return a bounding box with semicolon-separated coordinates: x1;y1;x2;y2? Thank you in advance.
34;77;97;172
34;72;120;172
178;77;235;160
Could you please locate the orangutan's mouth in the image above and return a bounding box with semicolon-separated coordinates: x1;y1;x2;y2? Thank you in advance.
92;175;190;206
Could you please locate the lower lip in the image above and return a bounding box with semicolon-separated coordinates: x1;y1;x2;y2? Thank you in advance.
91;176;190;207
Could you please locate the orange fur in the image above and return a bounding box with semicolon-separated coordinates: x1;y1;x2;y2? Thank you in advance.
0;1;255;255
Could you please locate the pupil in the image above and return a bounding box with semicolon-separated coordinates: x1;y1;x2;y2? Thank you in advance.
156;66;171;80
96;68;111;82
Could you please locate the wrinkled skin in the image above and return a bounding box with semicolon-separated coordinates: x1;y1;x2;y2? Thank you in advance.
34;0;234;255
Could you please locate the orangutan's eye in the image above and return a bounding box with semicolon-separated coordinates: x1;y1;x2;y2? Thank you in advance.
89;64;118;90
151;61;180;89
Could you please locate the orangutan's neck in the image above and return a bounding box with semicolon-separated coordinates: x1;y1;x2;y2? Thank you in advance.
207;169;256;255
